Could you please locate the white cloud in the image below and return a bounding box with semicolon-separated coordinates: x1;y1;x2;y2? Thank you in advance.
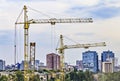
100;0;120;7
95;17;120;39
58;0;100;7
72;0;99;6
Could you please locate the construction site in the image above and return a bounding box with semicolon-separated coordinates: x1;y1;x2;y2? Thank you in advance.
10;5;107;81
1;0;120;81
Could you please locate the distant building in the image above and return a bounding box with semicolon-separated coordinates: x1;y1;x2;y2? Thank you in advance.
76;60;83;70
15;63;20;70
114;57;118;66
98;60;102;72
11;64;15;70
114;58;119;72
20;61;24;70
101;50;114;62
67;65;74;72
39;62;44;66
64;63;74;72
5;65;12;70
0;59;5;71
82;51;98;73
64;63;68;71
35;60;40;70
38;66;47;70
102;61;114;73
101;50;115;73
114;66;120;72
46;53;60;70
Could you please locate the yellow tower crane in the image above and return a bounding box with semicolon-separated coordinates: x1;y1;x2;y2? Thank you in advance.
56;35;106;81
15;5;93;81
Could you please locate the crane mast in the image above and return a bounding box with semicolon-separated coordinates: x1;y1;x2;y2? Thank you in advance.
23;5;29;81
15;5;93;81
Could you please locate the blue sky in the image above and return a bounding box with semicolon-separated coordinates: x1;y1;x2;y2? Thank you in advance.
0;0;120;65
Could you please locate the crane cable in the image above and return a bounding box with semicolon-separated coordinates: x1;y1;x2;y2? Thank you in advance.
15;9;23;24
64;35;80;44
64;35;97;44
14;24;17;65
51;24;56;53
14;8;23;65
27;6;57;53
27;6;51;18
18;26;22;63
56;38;60;53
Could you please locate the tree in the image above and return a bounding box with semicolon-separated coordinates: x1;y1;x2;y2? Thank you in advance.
34;74;40;81
65;70;94;81
84;70;94;81
8;73;17;81
98;72;120;81
0;75;8;81
78;70;85;81
15;71;24;81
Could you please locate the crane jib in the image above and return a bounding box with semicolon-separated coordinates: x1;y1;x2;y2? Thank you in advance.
15;18;93;24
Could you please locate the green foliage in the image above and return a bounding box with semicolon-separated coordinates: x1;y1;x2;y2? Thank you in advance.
8;74;17;81
38;70;43;73
84;70;94;81
0;75;8;81
65;70;94;81
15;71;24;81
47;77;55;81
3;70;120;81
43;69;51;73
29;74;40;81
34;74;40;81
98;72;120;81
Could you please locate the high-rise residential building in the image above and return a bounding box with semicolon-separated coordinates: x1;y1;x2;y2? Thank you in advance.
76;60;83;70
102;61;114;73
46;53;60;70
82;51;98;73
0;59;5;71
101;50;114;62
101;50;115;73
